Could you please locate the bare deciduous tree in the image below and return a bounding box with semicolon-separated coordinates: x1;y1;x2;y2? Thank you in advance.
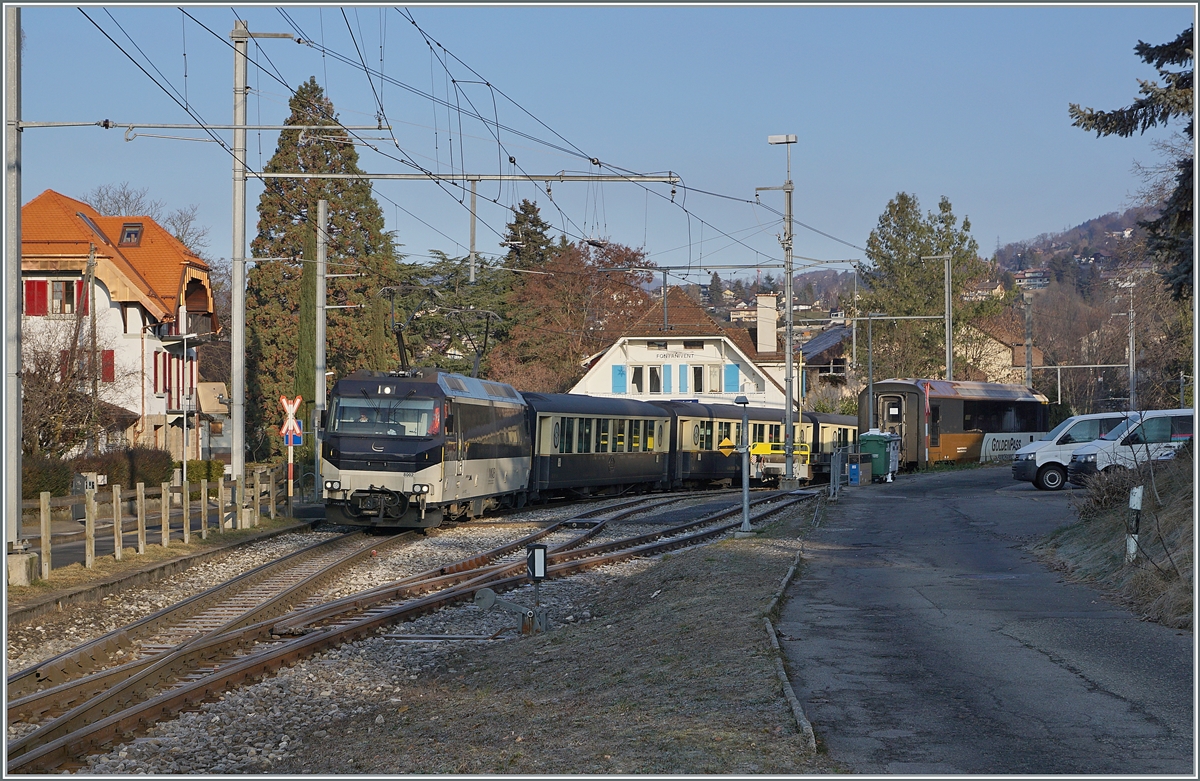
81;182;210;256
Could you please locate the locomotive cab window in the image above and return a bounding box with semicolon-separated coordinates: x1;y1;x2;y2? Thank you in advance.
329;397;440;437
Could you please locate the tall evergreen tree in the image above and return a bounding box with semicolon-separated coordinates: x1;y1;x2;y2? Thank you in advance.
1069;25;1193;300
857;193;998;380
501;199;555;270
246;77;402;455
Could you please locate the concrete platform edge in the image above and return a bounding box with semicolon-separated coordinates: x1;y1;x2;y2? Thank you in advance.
764;549;817;753
6;518;323;625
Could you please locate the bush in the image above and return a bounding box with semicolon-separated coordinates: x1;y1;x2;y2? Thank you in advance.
71;451;132;489
22;455;72;499
121;447;174;487
184;459;225;483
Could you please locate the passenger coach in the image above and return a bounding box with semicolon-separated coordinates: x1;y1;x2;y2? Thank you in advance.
522;393;671;499
858;378;1049;470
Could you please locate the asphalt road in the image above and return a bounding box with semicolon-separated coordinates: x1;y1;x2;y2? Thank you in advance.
778;465;1193;775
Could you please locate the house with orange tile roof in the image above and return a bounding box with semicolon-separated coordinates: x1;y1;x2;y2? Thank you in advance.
569;288;803;411
22;189;219;461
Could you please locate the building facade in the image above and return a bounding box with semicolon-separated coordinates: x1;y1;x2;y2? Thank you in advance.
21;190;218;461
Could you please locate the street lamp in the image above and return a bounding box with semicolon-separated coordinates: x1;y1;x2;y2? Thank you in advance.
866;314;885;430
921;254;952;381
735;394;751;532
763;134;798;487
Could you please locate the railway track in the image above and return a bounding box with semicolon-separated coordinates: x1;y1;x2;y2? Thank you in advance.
7;490;812;772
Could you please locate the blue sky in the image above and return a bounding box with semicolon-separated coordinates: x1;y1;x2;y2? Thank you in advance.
15;4;1195;283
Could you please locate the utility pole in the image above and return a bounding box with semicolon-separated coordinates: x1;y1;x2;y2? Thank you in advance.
760;134;798;488
5;5;23;555
1024;293;1033;387
230;20;249;483
1127;274;1136;410
314;199;327;500
87;245;98;455
469;181;477;284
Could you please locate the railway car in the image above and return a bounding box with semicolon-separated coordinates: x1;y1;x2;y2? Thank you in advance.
857;379;1049;470
522;393;671;500
321;369;531;528
800;411;859;479
647;401;801;487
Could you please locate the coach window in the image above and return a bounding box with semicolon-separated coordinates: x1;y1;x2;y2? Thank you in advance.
648;366;662;394
597;419;610;452
752;423;765;444
632;420;643;451
631;367;645;393
701;421;714;450
615;420;627;452
735;422;743;445
769;424;781;443
717;421;732;444
644;420;656;451
561;417;576;453
930;405;941;447
578;418;593;453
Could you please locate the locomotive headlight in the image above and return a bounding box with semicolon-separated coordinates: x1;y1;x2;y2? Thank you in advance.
324;480;341;491
412;483;430;494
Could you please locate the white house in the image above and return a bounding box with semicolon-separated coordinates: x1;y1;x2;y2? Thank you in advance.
570;288;802;411
22;190;218;461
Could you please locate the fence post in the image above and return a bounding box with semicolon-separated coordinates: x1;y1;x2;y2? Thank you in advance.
39;492;51;580
160;482;170;547
136;482;146;555
200;478;209;539
84;488;96;568
218;475;227;532
269;466;277;520
112;484;123;562
181;481;191;545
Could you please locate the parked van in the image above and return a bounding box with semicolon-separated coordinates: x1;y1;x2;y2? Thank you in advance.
1067;409;1194;486
1012;411;1138;490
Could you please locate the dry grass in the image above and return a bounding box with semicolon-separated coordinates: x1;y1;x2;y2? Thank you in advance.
1036;451;1193;629
6;516;304;604
269;503;844;775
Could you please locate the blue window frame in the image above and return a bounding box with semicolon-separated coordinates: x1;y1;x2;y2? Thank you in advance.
612;365;627;394
724;364;739;393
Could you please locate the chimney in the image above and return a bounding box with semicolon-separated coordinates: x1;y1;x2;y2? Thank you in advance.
756;293;778;353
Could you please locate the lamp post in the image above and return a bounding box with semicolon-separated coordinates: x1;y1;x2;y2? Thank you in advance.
763;134;798;487
735;394;751;532
921;254;953;381
866;313;885;430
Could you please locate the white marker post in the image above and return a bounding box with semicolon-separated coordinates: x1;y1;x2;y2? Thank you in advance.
1126;485;1144;563
280;395;303;517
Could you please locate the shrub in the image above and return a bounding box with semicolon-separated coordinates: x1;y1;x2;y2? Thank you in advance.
184;459;225;483
71;451;131;489
22;455;72;499
122;447;174;487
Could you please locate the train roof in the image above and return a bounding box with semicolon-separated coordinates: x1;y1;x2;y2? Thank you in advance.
872;378;1049;403
646;400;787;421
332;369;524;405
521;392;668;417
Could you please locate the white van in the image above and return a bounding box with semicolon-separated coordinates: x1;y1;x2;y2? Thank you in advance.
1011;411;1137;490
1067;409;1194;486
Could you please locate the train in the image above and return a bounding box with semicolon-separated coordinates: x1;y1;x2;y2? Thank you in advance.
858;378;1050;470
319;368;857;529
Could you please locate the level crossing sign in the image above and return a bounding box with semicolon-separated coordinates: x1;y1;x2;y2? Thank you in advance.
280;395;303;443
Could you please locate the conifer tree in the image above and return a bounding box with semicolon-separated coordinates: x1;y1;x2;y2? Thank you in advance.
501;199;555;270
246;77;402;455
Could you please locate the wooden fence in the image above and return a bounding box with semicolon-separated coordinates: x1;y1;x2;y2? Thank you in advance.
18;464;292;581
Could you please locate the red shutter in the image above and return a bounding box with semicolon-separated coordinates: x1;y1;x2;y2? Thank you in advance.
25;281;48;316
153;350;159;393
77;281;89;316
102;350;115;383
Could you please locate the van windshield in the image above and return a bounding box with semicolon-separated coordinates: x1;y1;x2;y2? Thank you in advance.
1100;417;1137;442
1039;418;1074;442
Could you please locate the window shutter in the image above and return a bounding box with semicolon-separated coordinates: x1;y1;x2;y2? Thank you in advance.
102;350;115;382
153;350;159;393
25;280;48;316
77;281;89;316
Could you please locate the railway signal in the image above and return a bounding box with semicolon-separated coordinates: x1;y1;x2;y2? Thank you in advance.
280;395;303;516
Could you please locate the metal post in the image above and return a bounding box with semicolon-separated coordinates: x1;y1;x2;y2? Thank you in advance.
662;270;669;331
136;482;146;554
5;6;22;555
851;269;858;368
1128;275;1136;410
944;254;953;381
200;477;208;539
111;484;123;561
782;147;795;485
315;199;327;499
740;403;751;532
84;488;96;568
181;326;189;485
230;20;248;481
867;315;874;430
1024;293;1033;387
181;481;190;544
87;246;97;453
469;180;477;284
39;492;50;580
